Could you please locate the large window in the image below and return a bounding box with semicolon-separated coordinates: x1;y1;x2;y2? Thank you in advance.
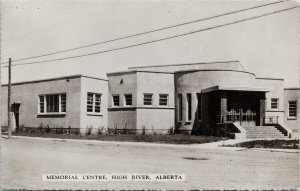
87;93;102;113
159;94;168;106
87;93;94;112
39;93;66;114
143;94;153;105
112;95;120;106
124;94;132;106
178;94;183;121
271;98;279;109
187;93;192;121
288;101;297;118
197;93;201;120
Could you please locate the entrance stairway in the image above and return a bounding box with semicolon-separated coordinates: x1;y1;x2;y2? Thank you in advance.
243;126;287;139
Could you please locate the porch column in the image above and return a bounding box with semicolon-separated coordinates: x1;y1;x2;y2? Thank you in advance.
259;94;266;126
220;91;227;123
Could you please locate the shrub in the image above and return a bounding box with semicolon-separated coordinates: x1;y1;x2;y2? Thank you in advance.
169;126;174;135
38;123;44;133
46;125;50;133
85;125;93;135
142;126;146;135
97;126;108;135
19;125;25;132
74;128;80;135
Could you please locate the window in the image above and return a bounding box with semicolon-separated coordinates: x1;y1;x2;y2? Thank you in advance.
112;95;120;106
143;94;153;105
288;101;297;118
39;93;66;114
159;94;168;106
94;94;101;113
197;93;201;120
271;98;279;109
124;94;132;106
60;94;66;112
187;93;192;121
178;94;183;121
87;93;94;112
87;93;102;113
46;94;59;112
39;96;45;113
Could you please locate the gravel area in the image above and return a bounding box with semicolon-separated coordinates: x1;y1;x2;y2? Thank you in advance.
1;137;299;190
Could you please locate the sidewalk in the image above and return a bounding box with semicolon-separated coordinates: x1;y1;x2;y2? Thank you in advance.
2;135;299;153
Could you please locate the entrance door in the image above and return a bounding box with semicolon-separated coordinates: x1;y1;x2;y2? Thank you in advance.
11;103;20;131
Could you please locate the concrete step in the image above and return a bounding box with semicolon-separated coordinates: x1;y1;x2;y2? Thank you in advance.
246;135;286;138
246;131;281;133
243;125;287;139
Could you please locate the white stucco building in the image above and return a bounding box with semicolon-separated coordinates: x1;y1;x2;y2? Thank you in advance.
1;61;299;138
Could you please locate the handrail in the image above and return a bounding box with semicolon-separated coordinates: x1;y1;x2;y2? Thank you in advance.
221;109;256;123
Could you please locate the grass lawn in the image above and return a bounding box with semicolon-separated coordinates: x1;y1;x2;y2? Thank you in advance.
226;139;299;149
9;131;223;144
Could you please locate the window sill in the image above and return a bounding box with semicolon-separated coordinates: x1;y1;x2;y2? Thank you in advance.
37;113;66;118
37;113;66;115
87;113;103;116
185;121;192;125
287;117;297;120
265;110;284;112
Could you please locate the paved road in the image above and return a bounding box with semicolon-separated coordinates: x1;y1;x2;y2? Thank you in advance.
1;137;299;190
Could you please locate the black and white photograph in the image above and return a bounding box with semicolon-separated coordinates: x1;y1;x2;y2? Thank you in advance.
0;0;299;190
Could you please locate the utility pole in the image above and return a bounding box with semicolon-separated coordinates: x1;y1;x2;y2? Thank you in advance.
7;58;12;139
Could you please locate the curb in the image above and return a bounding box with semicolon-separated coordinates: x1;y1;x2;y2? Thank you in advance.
2;135;299;153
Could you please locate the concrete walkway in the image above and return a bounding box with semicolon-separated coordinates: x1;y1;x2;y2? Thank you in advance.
2;135;299;153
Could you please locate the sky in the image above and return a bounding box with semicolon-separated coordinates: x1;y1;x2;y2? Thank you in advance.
0;0;299;87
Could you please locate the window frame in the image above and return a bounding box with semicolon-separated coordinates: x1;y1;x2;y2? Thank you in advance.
186;93;192;121
178;94;183;122
143;93;153;106
112;94;120;107
124;94;133;106
288;100;297;119
159;94;169;106
86;92;102;114
38;93;66;114
196;93;201;121
271;98;279;109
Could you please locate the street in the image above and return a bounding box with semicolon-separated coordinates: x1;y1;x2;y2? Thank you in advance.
1;137;299;190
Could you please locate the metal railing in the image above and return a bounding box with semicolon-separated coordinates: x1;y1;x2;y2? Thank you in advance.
221;109;256;123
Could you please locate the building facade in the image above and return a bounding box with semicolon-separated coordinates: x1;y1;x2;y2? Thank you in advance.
1;61;299;138
284;88;300;133
107;70;175;134
1;75;108;135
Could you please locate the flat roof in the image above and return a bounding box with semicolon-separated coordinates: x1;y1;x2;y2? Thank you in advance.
128;60;244;70
284;87;300;90
174;69;256;76
256;77;284;81
107;70;174;76
1;74;108;86
202;85;270;93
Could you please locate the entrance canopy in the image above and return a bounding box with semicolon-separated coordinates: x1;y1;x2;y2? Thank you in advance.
201;85;270;93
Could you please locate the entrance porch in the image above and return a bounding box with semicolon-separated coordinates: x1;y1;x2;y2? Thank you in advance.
201;85;269;127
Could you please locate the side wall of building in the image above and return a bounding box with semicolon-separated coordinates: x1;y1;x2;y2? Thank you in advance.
136;72;175;133
80;77;108;135
107;72;137;130
1;77;82;130
284;89;300;133
255;78;285;123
